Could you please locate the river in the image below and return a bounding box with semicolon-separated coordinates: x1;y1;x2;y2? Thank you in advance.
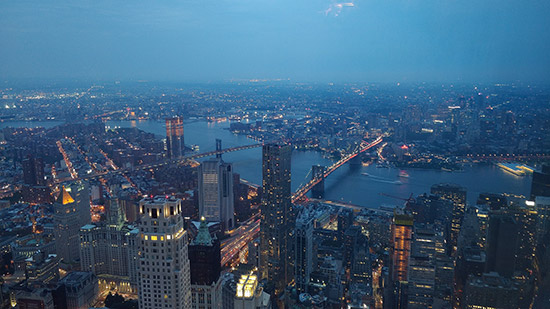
1;119;533;207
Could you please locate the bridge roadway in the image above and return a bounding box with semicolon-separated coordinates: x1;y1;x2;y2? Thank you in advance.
291;136;383;203
57;143;262;183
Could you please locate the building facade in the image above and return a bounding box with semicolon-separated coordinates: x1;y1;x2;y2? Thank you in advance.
137;196;191;308
198;158;235;231
53;182;90;264
165;117;184;158
260;144;292;295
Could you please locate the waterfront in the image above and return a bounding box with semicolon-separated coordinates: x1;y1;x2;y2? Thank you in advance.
2;119;533;207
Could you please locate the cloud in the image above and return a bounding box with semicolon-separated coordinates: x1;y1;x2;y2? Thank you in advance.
323;1;355;17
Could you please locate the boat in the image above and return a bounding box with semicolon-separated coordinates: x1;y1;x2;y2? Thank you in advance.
398;171;410;178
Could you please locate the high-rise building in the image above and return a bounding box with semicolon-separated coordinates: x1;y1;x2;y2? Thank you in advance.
535;196;550;245
485;212;518;277
166;117;185;158
463;272;520;309
137;196;191;308
294;207;314;294
22;156;45;186
390;212;413;282
260;144;292;295
53;182;90;264
430;183;466;253
79;198;139;294
234;272;271;309
198;158;235;231
189;217;223;309
531;165;550;198
407;226;437;309
477;193;507;211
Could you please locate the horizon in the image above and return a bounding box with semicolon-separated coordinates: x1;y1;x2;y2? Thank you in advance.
1;0;549;83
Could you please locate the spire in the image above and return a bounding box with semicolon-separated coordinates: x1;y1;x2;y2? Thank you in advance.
57;186;75;205
193;217;213;246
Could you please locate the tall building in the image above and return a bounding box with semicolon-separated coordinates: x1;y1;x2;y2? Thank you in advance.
53;182;90;264
463;272;520;309
234;272;271;309
260;144;292;295
137;196;191;308
531;165;550;198
430;183;466;253
390;212;413;282
79;198;139;294
198;158;235;231
22;156;45;186
407;226;437;309
485;212;518;277
294;207;314;294
166;117;185;158
189;217;223;309
535;196;550;245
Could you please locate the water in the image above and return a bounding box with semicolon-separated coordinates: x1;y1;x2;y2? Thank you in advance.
106;120;532;207
0;120;64;129
5;119;533;207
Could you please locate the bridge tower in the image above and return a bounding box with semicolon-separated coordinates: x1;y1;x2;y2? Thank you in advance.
311;165;326;199
216;139;222;159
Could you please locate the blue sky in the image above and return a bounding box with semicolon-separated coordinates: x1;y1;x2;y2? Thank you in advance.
1;0;549;83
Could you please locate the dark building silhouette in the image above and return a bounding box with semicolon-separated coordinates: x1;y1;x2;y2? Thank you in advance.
188;218;221;285
165;117;184;158
477;193;507;211
260;143;292;295
22;156;45;186
485;212;518;277
531;165;550;199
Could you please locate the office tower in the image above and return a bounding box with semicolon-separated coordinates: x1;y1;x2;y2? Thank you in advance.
390;212;413;282
485;212;518;277
531;165;550;198
338;208;354;242
430;183;466;253
476;193;507;211
535;196;550;245
463;273;520;309
294;207;314;294
22;156;45;186
53;182;90;264
166;117;185;158
198;158;235;231
79;199;139;294
189;217;222;309
407;226;437;309
260;144;292;295
507;205;537;273
58;272;98;309
350;232;371;286
137;196;191;308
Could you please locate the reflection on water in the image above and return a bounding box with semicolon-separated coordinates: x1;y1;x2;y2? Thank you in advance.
4;119;531;208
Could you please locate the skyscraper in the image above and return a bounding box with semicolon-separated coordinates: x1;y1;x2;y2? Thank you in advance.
390;211;413;282
165;117;184;158
485;212;518;277
294;207;314;294
430;183;466;253
198;158;235;231
79;198;139;294
189;217;222;308
138;196;191;308
260;143;292;295
531;165;550;199
22;156;45;186
53;182;90;264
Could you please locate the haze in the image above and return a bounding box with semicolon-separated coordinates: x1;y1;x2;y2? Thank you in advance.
1;0;549;83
